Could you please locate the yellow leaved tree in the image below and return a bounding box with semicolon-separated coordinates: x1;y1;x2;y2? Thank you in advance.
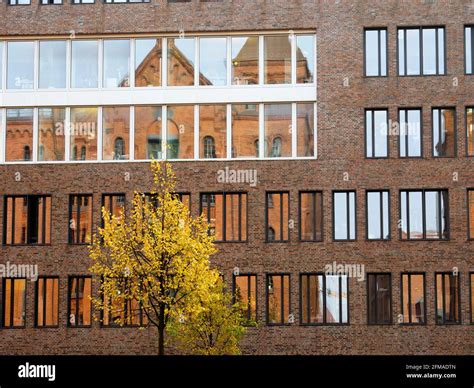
89;161;225;355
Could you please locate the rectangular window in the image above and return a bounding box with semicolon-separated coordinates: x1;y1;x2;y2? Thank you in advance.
296;103;315;157
401;273;425;324
264;103;292;158
168;38;195;86
466;26;473;74
231;104;259;158
398;27;445;76
71;40;98;88
35;277;59;327
4;195;52;245
166;105;194;159
134;106;162;160
200;193;247;242
400;190;449;240
432;108;456;157
299;191;323;241
470;273;474;324
435;273;460;324
199;37;227;86
7;41;34;89
266;274;290;325
103;39;130;88
466;107;473;156
399;108;422;157
333;191;356;241
72;0;94;3
469;190;474;239
233;274;257;323
9;0;31;4
102;106;130;160
2;278;26;328
102;194;125;221
41;0;63;4
266;192;289;242
367;273;391;324
364;28;387;76
69;194;93;244
135;39;162;87
231;36;259;85
300;274;348;324
39;41;67;89
199;104;227;159
68;276;92;327
366;190;390;240
70;107;98;161
264;36;291;84
365;109;388;158
6;108;33;162
296;35;315;83
38;107;66;161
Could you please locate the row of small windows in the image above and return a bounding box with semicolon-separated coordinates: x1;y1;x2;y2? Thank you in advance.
2;272;472;328
365;107;474;158
0;34;314;90
4;189;474;246
0;103;315;163
364;26;474;76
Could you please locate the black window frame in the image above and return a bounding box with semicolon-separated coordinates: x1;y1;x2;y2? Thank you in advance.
332;190;357;241
398;107;423;158
363;27;388;77
8;0;31;5
397;26;446;76
365;108;389;159
3;194;52;246
265;191;290;243
101;193;126;225
200;192;248;243
435;272;461;325
232;273;258;325
432;107;457;158
400;272;426;325
465;25;474;75
41;0;63;4
67;275;92;328
266;273;291;326
367;273;392;325
298;191;323;242
1;277;27;328
68;194;93;245
399;189;450;241
365;190;391;241
34;276;60;328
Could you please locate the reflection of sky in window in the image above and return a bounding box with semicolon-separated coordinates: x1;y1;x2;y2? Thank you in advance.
422;29;436;75
334;193;348;239
135;39;156;69
200;38;227;86
406;29;420;75
7;42;34;90
466;28;472;73
365;30;378;76
39;41;67;89
409;191;423;238
374;110;387;157
367;192;381;239
72;41;98;88
425;191;439;237
173;38;194;66
297;35;314;79
104;40;130;88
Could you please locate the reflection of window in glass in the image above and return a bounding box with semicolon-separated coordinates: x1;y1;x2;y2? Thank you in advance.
366;191;390;240
467;108;474;156
435;273;460;324
466;26;473;74
102;194;125;224
365;109;388;158
7;41;34;90
6;108;33;162
401;273;425;324
4;195;52;245
333;191;356;241
299;191;323;241
296;103;315;157
266;192;289;242
296;35;315;83
400;190;449;240
199;37;227;86
264;36;291;84
300;274;348;324
134;106;162;160
102;106;130;160
433;108;456;157
103;40;130;88
2;278;26;328
266;274;290;325
39;41;67;89
234;274;257;324
39;107;66;161
35;277;59;327
399;108;422;157
264;103;292;158
199;104;226;159
68;276;92;327
70;107;98;161
69;194;93;244
167;38;195;86
231;37;259;85
167;105;194;159
135;39;162;87
364;29;387;76
368;273;391;324
231;104;259;158
469;190;474;239
72;40;98;88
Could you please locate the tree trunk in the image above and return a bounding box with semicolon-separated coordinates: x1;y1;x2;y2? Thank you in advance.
158;303;166;355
